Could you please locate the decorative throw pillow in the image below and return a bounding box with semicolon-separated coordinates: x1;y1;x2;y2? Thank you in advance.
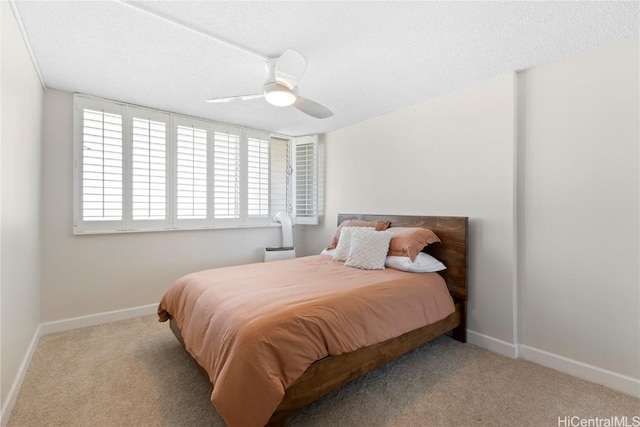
320;248;336;257
385;252;446;273
387;227;441;261
344;228;393;270
333;227;370;261
327;220;391;249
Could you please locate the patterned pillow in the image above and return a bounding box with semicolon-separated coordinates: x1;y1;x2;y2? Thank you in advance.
333;227;371;261
344;228;393;270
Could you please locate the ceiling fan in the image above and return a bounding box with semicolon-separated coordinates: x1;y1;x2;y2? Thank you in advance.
205;49;333;119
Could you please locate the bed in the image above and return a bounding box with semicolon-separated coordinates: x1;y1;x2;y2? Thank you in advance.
158;214;468;426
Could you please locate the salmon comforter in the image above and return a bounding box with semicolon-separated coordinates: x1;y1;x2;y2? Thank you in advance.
157;254;454;427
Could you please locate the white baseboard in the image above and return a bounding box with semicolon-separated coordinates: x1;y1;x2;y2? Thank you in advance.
0;324;42;427
467;332;639;398
1;303;159;426
519;344;640;399
467;329;519;358
39;303;158;335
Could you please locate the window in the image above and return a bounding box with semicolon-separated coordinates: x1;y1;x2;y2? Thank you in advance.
131;116;167;223
175;123;207;220
246;131;270;219
212;127;241;222
81;108;123;222
292;136;319;225
73;94;319;234
269;137;289;218
75;99;125;233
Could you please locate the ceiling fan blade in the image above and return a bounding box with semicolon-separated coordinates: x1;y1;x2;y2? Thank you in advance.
276;48;307;89
205;93;263;103
294;96;333;119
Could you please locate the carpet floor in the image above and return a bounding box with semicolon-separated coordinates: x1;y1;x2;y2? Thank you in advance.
7;315;639;426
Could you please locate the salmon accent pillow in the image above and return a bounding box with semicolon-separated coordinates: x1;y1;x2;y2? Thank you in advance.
387;227;441;261
327;219;391;249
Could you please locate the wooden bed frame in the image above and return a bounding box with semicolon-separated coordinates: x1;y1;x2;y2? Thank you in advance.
168;214;468;426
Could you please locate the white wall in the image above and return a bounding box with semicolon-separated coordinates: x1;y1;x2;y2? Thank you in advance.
40;89;285;321
300;35;639;394
299;72;518;345
0;0;43;415
518;36;639;380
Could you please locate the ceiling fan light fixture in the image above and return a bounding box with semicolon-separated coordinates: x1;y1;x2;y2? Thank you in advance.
263;82;297;107
206;49;331;118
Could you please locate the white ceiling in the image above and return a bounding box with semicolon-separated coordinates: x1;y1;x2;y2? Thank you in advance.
13;1;639;136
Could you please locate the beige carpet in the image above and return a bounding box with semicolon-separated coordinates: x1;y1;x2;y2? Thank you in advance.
7;315;639;427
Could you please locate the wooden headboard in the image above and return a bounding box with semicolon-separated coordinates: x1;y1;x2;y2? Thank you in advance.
337;214;468;302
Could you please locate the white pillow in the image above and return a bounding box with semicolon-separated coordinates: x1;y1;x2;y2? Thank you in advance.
333;226;372;261
320;248;336;257
344;228;393;270
385;252;446;273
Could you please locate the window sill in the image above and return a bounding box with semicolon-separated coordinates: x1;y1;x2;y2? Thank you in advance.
72;222;296;236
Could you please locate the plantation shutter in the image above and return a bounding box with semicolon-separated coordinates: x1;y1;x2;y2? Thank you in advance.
246;130;270;222
292;135;318;225
270;137;289;218
130;110;169;229
174;117;209;228
75;99;126;233
212;126;241;225
74;95;318;233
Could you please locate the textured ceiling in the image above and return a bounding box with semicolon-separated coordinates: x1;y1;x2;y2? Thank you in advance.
14;1;639;136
